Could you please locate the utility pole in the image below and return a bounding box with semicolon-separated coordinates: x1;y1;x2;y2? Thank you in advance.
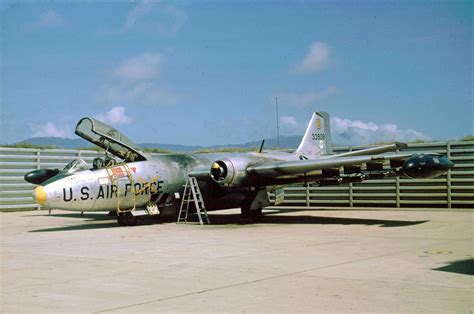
275;96;280;149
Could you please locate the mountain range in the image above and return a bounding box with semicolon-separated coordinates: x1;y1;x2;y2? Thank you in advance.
16;136;303;153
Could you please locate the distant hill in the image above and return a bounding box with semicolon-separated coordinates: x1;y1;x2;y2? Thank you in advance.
14;135;303;152
17;137;92;149
232;136;302;150
138;143;203;153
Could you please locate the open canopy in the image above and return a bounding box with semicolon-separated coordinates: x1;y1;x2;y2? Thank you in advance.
75;117;147;162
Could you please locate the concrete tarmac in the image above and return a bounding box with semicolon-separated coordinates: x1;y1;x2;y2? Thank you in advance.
1;208;472;313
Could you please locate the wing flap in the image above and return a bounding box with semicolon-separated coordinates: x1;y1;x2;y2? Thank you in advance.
331;142;407;158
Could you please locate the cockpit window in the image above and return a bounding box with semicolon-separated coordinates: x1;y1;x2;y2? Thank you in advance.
62;159;89;174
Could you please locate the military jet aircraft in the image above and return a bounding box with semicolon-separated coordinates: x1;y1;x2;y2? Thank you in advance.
25;112;454;226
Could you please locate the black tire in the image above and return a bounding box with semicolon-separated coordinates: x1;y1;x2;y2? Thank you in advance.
117;214;127;226
124;213;138;226
240;202;263;223
117;212;138;226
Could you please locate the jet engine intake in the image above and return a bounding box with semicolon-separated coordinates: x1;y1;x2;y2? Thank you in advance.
402;154;454;179
210;157;253;187
210;159;234;186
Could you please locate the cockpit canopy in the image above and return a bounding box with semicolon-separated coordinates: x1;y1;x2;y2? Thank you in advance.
75;117;147;162
62;158;89;174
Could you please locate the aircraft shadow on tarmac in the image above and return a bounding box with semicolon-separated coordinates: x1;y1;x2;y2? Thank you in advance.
28;212;165;232
432;258;474;276
206;213;428;227
28;211;428;232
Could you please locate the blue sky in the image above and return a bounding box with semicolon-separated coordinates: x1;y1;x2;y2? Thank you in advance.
1;0;472;146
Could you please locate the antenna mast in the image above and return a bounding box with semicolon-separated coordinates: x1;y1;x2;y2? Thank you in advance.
275;96;280;149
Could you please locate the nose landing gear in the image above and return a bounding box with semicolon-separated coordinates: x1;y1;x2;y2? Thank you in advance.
117;212;138;226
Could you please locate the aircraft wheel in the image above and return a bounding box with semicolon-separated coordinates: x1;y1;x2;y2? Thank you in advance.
117;214;127;226
250;208;263;221
240;206;263;223
125;213;138;226
117;212;138;226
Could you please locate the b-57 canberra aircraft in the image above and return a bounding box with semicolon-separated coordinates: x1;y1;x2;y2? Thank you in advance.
25;112;453;226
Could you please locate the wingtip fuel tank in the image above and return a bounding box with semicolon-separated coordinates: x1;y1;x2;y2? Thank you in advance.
402;154;454;179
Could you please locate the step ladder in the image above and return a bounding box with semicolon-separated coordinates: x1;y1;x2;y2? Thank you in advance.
177;177;210;225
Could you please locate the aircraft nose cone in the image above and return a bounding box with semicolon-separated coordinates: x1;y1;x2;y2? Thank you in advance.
439;157;454;171
33;186;47;206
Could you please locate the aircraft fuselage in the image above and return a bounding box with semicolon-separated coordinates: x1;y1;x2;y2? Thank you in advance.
32;152;291;216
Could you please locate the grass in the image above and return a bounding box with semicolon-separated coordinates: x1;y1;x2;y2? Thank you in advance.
2;143;57;149
142;148;174;154
192;147;259;154
77;146;105;152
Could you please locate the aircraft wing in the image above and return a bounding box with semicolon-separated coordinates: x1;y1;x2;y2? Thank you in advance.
247;153;414;178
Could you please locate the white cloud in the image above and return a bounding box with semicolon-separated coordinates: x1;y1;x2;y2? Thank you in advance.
39;10;65;28
155;5;187;35
94;106;131;125
280;116;297;128
123;0;155;30
98;52;193;106
331;116;430;145
31;122;71;138
275;115;429;145
98;82;191;106
274;87;337;107
24;10;66;31
113;53;162;82
279;116;302;135
295;42;330;73
122;1;187;35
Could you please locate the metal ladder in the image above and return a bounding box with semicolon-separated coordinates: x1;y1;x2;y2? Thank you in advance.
177;177;210;225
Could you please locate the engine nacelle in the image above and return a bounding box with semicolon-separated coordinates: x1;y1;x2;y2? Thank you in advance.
210;157;252;187
402;154;454;179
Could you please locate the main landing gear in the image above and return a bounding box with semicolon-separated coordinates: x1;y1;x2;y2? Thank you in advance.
239;197;263;224
239;191;266;224
240;207;263;224
117;212;138;226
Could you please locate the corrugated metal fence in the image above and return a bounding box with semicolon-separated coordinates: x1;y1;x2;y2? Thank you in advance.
0;148;103;211
1;141;473;211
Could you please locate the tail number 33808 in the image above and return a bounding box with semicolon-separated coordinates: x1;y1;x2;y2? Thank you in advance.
312;133;325;141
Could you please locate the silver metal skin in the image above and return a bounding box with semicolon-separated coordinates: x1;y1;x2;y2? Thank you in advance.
28;112;454;225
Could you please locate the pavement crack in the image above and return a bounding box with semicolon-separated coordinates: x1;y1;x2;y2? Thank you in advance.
96;251;400;313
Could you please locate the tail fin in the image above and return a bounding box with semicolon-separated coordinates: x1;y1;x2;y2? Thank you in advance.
295;112;333;156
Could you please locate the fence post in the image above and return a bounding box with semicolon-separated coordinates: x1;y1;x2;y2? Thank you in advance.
446;141;452;208
36;149;41;170
36;149;41;210
348;146;353;207
349;183;353;207
395;176;400;208
306;184;310;207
